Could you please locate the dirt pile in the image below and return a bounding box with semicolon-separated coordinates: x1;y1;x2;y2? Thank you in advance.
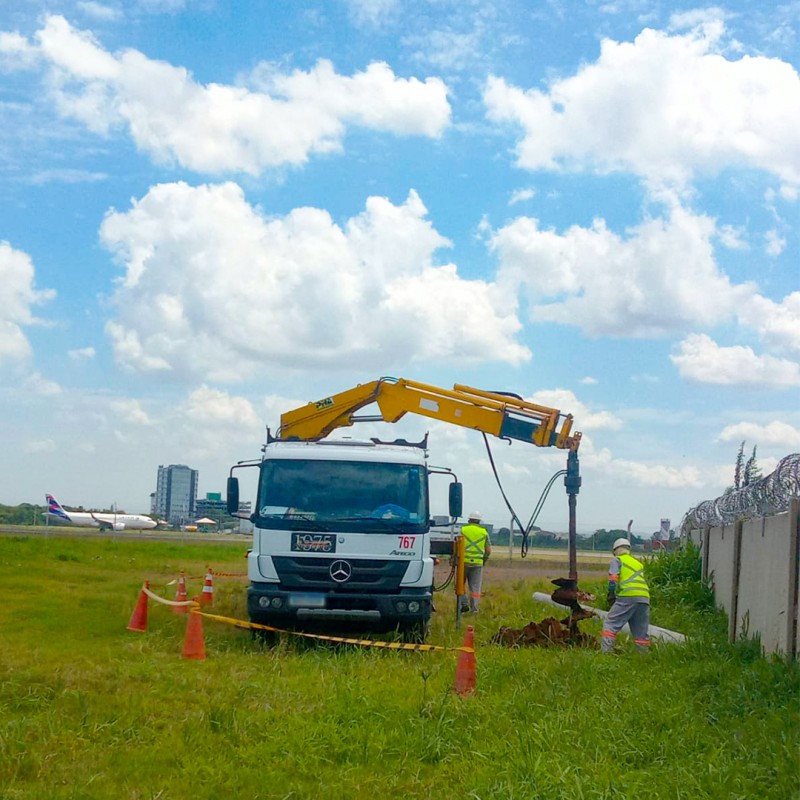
491;609;597;648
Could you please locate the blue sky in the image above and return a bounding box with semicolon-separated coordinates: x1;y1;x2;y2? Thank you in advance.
1;0;798;535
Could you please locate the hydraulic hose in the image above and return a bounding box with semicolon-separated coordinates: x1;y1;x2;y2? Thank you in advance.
482;433;568;558
433;562;455;592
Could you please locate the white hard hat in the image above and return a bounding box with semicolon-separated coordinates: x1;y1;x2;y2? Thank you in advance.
613;537;631;552
468;511;482;522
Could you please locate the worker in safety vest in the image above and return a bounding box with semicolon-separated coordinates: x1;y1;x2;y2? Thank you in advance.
601;537;650;653
459;511;491;613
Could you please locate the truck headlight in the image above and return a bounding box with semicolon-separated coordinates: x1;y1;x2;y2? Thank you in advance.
395;601;407;613
408;601;420;613
258;597;270;608
271;597;284;608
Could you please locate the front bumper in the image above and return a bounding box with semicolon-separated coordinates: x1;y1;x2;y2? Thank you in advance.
247;583;432;632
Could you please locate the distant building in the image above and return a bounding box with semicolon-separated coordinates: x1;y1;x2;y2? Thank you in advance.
196;492;253;533
154;464;198;525
650;518;673;551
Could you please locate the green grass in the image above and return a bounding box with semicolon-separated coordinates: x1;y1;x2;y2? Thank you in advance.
0;535;797;799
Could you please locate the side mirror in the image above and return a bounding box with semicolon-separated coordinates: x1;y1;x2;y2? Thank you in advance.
226;477;240;515
449;481;463;519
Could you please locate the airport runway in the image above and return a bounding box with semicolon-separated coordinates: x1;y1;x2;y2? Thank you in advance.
0;524;251;545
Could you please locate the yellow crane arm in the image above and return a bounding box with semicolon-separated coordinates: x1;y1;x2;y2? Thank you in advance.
278;377;581;451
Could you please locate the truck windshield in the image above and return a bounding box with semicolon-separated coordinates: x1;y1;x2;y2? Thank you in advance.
257;459;427;531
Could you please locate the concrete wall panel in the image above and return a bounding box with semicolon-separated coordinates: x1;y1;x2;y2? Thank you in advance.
737;514;792;655
696;501;798;660
706;524;736;617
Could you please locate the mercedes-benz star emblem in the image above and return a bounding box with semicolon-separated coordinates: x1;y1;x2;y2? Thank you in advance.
329;560;352;583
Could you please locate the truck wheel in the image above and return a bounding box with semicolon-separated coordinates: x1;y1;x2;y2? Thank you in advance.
400;620;430;644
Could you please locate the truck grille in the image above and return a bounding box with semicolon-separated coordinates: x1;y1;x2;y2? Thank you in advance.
271;556;407;593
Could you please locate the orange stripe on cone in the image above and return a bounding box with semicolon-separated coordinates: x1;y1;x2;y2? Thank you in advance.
200;567;214;606
182;599;206;660
173;570;188;614
127;581;149;632
453;625;476;696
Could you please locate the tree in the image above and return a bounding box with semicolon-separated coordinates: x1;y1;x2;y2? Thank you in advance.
588;528;635;551
727;442;762;492
0;503;46;525
743;445;763;486
734;441;745;490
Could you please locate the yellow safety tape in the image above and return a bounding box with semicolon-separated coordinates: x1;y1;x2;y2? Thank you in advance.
194;609;474;654
142;586;197;608
138;581;474;653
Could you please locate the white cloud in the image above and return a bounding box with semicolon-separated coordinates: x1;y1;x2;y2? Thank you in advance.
717;224;747;250
491;200;799;355
585;446;704;488
77;2;122;22
613;458;704;488
29;169;108;185
491;205;753;337
100;182;530;380
0;32;38;70
180;385;264;459
765;229;786;257
509;188;535;206
529;388;623;431
735;292;800;357
137;0;188;10
670;333;800;387
0;242;55;363
3;15;450;175
403;27;482;73
68;346;96;360
344;0;399;28
110;398;152;425
23;372;62;396
483;22;800;191
25;438;56;453
718;421;800;448
184;385;261;430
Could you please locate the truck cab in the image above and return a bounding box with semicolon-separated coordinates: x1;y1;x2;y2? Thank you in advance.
231;437;458;641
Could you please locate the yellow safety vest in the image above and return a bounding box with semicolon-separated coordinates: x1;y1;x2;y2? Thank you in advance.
617;553;650;598
462;523;489;565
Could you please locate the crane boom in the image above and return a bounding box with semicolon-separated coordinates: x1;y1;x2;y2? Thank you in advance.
278;375;586;612
278;377;581;451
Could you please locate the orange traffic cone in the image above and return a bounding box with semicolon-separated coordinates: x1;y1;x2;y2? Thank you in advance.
127;581;149;632
453;625;476;696
173;570;188;614
181;599;206;660
200;567;214;606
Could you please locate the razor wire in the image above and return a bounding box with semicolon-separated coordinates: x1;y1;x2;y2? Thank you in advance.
680;453;800;533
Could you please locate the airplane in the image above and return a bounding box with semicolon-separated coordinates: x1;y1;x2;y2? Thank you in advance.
45;494;157;531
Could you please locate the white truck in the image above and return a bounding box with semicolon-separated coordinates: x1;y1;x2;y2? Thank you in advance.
227;376;581;641
227;434;461;642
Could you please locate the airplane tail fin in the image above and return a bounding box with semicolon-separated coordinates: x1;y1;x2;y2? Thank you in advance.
46;494;71;522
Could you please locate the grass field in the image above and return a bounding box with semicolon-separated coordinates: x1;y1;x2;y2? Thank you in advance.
1;534;797;799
